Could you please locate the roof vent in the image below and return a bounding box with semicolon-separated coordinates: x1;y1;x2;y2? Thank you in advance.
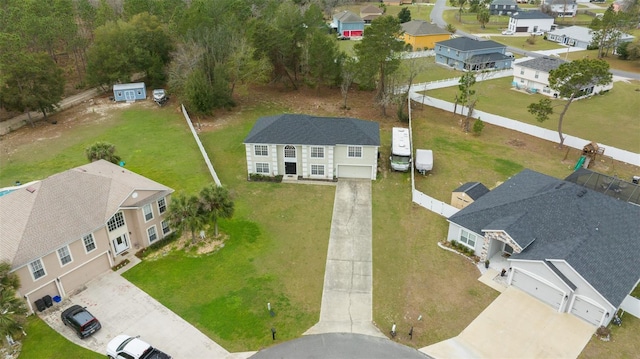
577;189;587;197
26;187;36;193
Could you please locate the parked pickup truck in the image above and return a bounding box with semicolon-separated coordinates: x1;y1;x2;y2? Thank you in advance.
107;335;171;359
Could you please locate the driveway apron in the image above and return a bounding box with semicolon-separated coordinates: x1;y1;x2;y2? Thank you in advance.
39;269;245;359
420;287;595;358
305;179;384;337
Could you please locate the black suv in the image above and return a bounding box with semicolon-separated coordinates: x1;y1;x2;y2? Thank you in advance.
61;305;102;339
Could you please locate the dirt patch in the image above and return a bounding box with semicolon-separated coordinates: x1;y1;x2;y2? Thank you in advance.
145;232;228;260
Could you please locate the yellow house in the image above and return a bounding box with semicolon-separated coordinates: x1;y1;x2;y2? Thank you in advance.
401;20;451;50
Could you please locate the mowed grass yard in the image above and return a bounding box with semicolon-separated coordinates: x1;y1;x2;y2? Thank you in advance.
2;87;638;356
425;78;640;153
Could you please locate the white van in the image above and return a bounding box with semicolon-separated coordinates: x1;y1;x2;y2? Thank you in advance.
390;127;411;172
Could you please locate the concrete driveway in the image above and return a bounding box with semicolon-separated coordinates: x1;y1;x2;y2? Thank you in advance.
421;287;595;359
305;179;383;337
39;268;251;359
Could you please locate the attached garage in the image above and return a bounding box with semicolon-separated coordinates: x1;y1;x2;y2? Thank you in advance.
570;296;605;326
337;165;373;179
60;252;111;296
511;270;564;310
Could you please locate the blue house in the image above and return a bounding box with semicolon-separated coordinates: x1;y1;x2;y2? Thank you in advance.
434;38;512;71
331;11;365;38
113;83;146;102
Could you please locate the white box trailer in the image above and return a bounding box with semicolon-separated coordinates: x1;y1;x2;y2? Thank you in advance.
390;127;411;172
415;149;433;174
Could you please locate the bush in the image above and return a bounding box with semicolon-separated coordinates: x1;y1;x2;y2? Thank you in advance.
249;174;283;182
472;118;485;136
136;232;180;258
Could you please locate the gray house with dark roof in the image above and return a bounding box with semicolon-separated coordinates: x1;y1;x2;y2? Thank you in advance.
434;38;512;71
243;114;380;180
490;0;519;15
447;169;640;327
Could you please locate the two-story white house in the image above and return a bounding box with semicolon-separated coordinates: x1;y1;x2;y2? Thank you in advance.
507;11;555;33
512;56;613;97
243;114;380;180
0;160;174;313
544;0;578;17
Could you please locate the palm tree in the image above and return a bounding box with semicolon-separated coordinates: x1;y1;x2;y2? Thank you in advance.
85;141;121;164
198;185;234;237
165;193;203;244
0;262;27;344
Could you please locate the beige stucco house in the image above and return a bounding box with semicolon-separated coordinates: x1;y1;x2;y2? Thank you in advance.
243;114;380;180
0;160;174;313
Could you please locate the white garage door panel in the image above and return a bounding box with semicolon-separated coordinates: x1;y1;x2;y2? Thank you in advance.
337;165;372;179
571;297;605;326
511;270;563;310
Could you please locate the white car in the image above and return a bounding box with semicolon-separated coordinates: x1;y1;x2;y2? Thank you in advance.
107;335;171;359
532;30;545;36
501;30;515;35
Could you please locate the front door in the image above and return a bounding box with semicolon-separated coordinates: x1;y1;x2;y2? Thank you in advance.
124;90;135;101
285;162;297;175
112;234;129;254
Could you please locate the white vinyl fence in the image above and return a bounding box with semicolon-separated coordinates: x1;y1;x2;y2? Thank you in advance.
411;94;640;167
181;104;221;186
412;189;459;218
620;295;640;319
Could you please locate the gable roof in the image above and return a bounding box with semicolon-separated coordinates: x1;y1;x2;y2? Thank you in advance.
244;114;380;147
436;37;506;51
334;10;364;23
517;56;568;72
0;160;173;269
401;20;449;36
361;5;383;15
510;10;554;19
453;182;490;200
448;169;640;308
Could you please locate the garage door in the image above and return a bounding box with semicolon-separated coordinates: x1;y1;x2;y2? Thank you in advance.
511;270;564;310
60;252;111;295
570;296;605;326
337;165;372;179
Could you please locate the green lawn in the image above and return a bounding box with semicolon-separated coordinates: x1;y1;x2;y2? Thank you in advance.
425;78;640;153
0;106;212;191
4;86;639;356
17;316;103;359
580;314;640;359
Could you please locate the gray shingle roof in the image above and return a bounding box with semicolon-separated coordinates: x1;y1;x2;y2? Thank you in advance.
0;160;173;269
518;56;567;72
468;52;512;63
436;37;506;51
401;20;449;36
491;0;517;5
510;10;554;19
361;5;383;15
335;10;364;23
453;182;490;200
244;114;380;147
448;169;640;308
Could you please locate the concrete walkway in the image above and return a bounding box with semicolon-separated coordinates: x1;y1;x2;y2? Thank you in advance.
304;179;384;338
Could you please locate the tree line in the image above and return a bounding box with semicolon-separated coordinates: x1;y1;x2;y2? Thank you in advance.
0;0;428;119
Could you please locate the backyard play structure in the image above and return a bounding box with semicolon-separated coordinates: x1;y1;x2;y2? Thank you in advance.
574;142;605;170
